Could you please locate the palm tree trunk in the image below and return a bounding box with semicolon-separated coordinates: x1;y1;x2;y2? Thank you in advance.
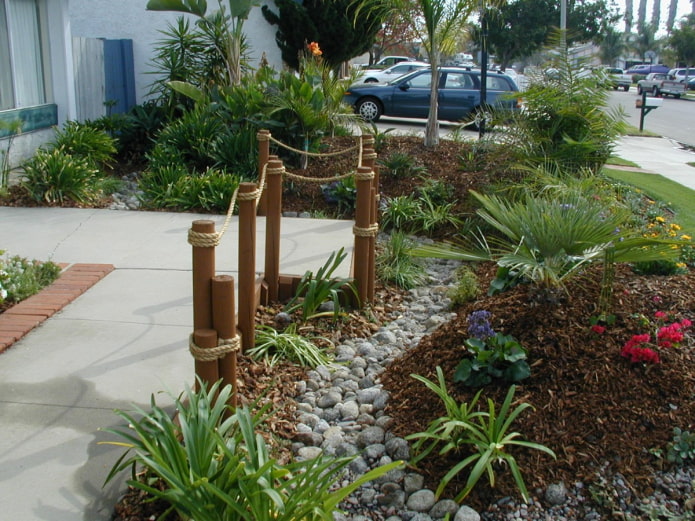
651;0;662;28
424;55;440;147
625;0;634;32
667;0;679;32
638;0;648;26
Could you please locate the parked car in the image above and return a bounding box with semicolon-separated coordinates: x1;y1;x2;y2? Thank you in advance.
358;56;413;70
626;64;671;76
636;73;687;98
343;67;520;124
359;61;430;83
601;67;632;91
669;68;695;90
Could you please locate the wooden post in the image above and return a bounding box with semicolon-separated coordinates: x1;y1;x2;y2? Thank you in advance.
353;166;374;306
264;159;284;302
257;129;270;216
212;275;238;407
192;329;218;391
362;147;378;302
191;220;217;386
238;182;257;352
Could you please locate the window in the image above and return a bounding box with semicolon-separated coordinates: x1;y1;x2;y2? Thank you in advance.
408;72;432;89
487;76;511;91
444;72;473;89
0;0;49;111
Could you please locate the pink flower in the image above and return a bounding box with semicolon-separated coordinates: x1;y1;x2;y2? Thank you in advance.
655;311;667;319
680;318;692;328
591;325;606;334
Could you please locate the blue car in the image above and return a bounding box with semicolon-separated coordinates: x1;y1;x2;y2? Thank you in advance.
343;67;520;124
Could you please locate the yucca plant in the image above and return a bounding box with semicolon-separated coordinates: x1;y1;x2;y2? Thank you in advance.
52;121;118;169
284;247;358;320
103;379;402;521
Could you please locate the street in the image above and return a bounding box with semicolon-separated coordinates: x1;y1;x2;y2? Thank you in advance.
608;88;695;148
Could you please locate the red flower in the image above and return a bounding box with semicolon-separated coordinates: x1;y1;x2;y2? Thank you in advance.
654;311;667;319
591;325;606;334
307;41;322;56
680;318;692;328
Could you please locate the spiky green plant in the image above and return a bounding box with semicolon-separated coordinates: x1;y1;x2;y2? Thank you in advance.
249;323;332;367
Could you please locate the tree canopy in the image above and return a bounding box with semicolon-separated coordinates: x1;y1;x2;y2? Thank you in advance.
262;0;387;70
669;14;695;66
469;0;620;70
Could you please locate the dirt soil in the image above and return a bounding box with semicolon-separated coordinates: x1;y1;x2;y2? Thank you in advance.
4;136;694;519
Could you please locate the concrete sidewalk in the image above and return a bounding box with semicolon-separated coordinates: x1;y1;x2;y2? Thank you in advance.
0;208;354;521
614;135;695;190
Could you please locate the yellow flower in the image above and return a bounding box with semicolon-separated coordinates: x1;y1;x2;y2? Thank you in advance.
681;234;692;241
670;223;682;231
677;262;686;268
655;216;665;223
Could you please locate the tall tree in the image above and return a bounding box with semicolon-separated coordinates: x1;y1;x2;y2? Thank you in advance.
356;0;481;147
652;0;662;28
599;27;628;65
669;13;695;66
630;23;662;61
625;0;634;32
637;0;648;26
667;0;679;32
469;0;620;70
262;0;386;71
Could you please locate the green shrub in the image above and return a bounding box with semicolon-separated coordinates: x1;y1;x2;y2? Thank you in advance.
377;232;428;289
321;176;356;215
21;147;101;204
0;252;61;305
632;259;688;276
378;152;427;178
666;427;695;464
447;265;480;306
381;194;421;232
52;121;117;169
104;380;403;521
249;323;332;367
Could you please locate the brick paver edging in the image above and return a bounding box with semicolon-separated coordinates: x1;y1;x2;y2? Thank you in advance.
0;263;114;354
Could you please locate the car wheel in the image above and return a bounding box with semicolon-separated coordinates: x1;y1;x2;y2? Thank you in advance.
623;85;630;92
652;86;660;96
637;85;642;94
364;78;378;83
356;97;382;122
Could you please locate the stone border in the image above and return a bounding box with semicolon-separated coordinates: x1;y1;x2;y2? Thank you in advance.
0;263;114;353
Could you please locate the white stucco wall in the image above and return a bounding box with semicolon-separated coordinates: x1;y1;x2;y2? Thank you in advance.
68;0;283;104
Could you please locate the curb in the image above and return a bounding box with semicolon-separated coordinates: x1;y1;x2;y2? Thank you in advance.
0;263;114;354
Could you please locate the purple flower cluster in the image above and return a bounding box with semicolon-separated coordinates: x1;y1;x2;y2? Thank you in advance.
467;310;495;340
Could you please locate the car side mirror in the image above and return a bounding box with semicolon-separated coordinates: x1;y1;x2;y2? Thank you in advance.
399;83;410;91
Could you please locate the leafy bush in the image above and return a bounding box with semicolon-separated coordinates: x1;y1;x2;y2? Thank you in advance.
52;121;117;169
631;259;688;276
453;310;530;387
376;232;428;290
21;147;101;204
380;191;461;236
284;247;358;320
0;251;61;305
249;323;332;368
381;194;421;232
321;176;356;216
666;427;695;464
104;380;402;521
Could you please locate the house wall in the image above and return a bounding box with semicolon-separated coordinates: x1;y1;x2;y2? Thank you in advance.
68;0;284;104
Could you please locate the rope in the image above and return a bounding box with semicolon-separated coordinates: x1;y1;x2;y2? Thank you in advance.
187;163;269;247
283;169;356;184
353;223;379;237
267;134;361;158
189;333;241;362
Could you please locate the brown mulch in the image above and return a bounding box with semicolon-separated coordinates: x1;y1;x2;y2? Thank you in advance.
3;136;694;518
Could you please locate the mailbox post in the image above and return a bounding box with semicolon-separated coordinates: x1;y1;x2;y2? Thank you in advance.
636;91;663;131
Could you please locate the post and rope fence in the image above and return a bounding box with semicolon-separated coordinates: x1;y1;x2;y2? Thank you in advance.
187;129;378;405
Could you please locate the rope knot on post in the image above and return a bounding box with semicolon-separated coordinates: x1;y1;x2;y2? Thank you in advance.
189;333;241;362
354;169;375;181
188;228;221;248
353;223;379;237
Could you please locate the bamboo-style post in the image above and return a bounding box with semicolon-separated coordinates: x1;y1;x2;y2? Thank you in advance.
264;159;285;302
238;182;258;352
190;220;217;386
212;275;238;407
353;166;375;305
257;129;270;216
362;146;378;303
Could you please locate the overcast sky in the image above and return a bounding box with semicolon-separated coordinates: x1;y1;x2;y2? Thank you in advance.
612;0;693;32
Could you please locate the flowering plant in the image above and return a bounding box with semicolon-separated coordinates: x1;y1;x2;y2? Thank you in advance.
620;311;692;365
454;310;530;387
306;41;322;56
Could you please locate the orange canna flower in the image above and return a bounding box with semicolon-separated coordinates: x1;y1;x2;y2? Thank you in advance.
307;41;322;56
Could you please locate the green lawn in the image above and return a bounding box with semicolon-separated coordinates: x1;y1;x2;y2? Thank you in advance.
603;167;695;236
